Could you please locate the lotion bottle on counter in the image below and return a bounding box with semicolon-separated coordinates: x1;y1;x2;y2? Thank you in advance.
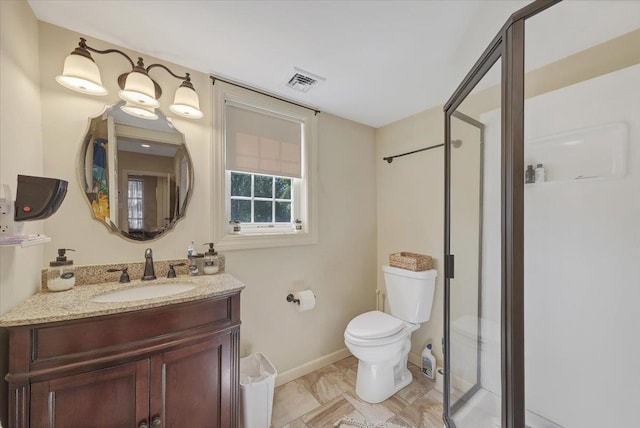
203;243;220;275
47;248;76;292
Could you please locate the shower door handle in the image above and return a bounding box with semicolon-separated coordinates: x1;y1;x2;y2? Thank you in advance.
445;254;455;279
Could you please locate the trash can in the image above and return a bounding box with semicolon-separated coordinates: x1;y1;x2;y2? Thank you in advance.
240;352;277;428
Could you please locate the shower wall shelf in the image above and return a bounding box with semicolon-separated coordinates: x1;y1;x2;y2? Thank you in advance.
524;122;628;184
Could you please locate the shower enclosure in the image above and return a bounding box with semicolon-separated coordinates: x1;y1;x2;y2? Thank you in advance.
443;1;640;427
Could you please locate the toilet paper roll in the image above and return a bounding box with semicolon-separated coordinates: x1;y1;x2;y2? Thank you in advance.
294;290;316;312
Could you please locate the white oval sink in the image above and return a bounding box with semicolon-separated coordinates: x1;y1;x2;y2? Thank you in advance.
92;283;195;303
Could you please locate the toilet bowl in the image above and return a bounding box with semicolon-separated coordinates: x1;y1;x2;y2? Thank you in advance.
344;266;437;403
345;311;419;403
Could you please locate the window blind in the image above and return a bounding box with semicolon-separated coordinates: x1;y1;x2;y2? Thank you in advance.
225;103;302;178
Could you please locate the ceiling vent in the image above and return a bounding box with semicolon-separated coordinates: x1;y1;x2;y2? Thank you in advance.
286;68;325;93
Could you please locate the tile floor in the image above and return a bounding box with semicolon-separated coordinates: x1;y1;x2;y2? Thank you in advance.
272;356;444;427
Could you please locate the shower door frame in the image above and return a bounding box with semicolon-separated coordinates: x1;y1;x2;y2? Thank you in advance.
442;1;561;427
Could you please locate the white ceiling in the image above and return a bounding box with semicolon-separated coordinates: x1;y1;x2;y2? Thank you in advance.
28;1;640;128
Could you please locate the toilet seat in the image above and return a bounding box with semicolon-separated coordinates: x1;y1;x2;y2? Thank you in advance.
344;327;407;347
346;311;403;339
344;311;407;347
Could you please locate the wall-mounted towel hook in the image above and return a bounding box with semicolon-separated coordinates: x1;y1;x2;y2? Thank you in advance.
286;293;300;305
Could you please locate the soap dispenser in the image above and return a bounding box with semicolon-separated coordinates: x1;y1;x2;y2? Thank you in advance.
47;248;76;292
203;242;219;275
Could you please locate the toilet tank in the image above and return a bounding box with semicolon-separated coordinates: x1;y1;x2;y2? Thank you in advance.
383;265;437;323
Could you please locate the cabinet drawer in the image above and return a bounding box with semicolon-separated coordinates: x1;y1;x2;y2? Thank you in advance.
32;295;236;366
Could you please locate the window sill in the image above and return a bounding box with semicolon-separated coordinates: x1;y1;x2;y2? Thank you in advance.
215;230;318;251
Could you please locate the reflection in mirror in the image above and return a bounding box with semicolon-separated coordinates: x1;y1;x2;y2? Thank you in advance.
80;102;193;241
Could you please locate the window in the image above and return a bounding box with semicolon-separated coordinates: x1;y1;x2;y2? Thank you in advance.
127;178;144;230
212;82;318;250
230;172;293;225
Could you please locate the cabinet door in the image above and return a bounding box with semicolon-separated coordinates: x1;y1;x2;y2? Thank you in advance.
150;333;233;427
31;360;150;428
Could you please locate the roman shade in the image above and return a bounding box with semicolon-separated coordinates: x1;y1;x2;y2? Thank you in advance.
225;103;302;178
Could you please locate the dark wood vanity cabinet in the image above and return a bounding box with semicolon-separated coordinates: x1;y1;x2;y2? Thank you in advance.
30;360;149;427
4;292;241;428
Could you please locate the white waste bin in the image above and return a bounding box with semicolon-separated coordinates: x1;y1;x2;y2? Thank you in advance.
240;352;277;428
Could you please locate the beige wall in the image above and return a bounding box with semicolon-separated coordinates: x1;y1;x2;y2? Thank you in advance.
37;23;377;375
232;113;377;372
0;1;43;314
0;1;43;424
376;106;446;363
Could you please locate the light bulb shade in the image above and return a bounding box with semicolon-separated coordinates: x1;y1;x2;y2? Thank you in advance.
169;86;204;119
118;71;159;108
120;102;158;120
55;53;108;95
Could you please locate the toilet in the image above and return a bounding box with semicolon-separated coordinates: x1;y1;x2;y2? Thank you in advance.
344;265;437;403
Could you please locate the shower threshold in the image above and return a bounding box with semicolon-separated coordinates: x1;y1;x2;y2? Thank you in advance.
450;387;563;428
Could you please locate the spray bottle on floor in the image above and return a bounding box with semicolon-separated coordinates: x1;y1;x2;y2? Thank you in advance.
422;343;436;379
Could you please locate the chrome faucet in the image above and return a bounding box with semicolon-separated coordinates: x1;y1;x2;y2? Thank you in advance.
142;248;156;280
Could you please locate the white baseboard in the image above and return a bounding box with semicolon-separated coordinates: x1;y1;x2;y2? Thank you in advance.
275;347;352;387
275;350;433;388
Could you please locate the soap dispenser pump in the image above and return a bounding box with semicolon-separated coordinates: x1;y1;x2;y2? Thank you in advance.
203;242;219;275
47;248;76;292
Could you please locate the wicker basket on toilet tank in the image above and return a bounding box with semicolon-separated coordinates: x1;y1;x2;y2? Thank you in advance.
389;252;433;271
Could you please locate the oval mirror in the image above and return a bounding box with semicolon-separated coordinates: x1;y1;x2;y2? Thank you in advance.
79;102;193;241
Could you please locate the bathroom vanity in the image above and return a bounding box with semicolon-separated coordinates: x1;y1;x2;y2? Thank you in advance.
0;274;243;428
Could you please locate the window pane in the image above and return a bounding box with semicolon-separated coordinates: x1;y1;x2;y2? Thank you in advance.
254;175;273;198
231;199;251;222
275;201;291;222
275;177;292;199
254;200;273;222
128;179;144;230
231;172;251;197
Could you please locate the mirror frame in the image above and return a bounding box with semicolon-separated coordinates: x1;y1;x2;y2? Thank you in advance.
77;103;195;242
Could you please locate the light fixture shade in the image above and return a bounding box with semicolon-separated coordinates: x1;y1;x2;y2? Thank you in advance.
118;71;159;108
120;102;158;121
55;53;108;95
169;86;204;119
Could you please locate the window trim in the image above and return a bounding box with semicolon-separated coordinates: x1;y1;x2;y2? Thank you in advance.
211;82;318;250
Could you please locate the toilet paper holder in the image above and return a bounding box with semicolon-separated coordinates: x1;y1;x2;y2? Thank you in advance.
286;290;316;312
286;293;300;305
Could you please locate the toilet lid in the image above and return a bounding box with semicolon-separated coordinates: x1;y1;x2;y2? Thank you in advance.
346;311;404;339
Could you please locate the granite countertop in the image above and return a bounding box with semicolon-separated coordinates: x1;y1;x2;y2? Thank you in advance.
0;273;244;327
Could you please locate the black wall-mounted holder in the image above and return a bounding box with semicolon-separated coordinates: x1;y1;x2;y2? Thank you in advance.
286;293;300;305
14;175;68;221
0;175;68;245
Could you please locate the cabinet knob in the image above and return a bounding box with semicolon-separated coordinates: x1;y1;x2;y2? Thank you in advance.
151;416;162;426
138;423;149;428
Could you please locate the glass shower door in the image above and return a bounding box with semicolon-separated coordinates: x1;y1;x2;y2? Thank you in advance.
445;56;502;428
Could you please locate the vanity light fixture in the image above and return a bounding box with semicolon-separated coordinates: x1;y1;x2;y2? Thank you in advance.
56;37;203;120
121;102;159;121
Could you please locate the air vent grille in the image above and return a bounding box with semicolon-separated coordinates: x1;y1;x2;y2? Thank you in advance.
285;68;325;93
